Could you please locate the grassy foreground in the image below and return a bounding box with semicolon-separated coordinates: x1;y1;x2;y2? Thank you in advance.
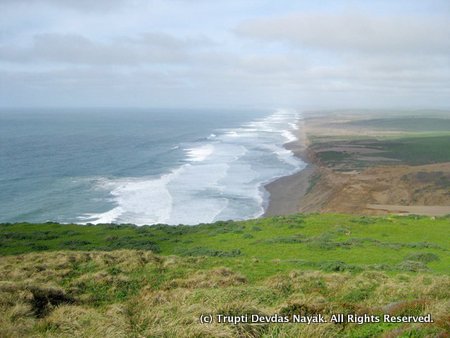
1;214;449;337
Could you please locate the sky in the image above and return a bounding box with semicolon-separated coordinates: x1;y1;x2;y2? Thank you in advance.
0;0;449;110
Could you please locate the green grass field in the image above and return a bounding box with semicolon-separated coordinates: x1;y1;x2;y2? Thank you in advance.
362;136;450;165
2;214;449;277
313;116;450;169
314;135;450;169
1;214;449;337
347;117;450;132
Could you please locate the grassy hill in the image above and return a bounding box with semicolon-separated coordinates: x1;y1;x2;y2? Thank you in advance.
1;214;449;337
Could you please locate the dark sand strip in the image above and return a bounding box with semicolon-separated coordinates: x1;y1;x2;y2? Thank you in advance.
263;164;315;216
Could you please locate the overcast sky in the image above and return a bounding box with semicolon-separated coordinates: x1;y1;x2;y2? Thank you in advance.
0;0;449;109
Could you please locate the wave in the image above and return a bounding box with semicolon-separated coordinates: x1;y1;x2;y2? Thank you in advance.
185;144;214;162
281;130;297;144
81;109;306;225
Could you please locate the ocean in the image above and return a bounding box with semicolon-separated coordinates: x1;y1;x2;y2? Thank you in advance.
0;108;305;225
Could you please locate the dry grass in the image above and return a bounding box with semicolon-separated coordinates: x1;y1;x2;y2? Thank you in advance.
165;267;247;289
0;250;448;337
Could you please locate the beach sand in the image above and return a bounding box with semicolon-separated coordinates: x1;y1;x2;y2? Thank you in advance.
263;164;315;216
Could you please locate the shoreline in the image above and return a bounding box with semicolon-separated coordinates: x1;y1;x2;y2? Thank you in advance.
263;112;450;218
263;118;316;217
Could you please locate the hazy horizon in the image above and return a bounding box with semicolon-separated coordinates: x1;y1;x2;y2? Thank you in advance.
1;0;449;110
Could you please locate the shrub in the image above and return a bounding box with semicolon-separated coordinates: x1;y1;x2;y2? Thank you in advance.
406;242;442;249
342;288;372;302
30;244;50;251
396;260;429;272
265;235;304;244
319;261;363;272
350;216;377;225
60;230;81;236
279;302;323;316
175;247;241;257
27;285;75;317
104;237;161;253
404;252;440;264
60;240;92;249
383;299;428;316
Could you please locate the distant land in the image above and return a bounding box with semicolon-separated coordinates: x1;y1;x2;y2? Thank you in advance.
266;111;450;217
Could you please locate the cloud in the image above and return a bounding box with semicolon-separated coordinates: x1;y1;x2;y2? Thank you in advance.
230;10;450;108
0;0;127;12
236;12;450;55
0;1;449;109
0;32;213;65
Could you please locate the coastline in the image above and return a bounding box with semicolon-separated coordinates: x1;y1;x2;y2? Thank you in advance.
264;112;450;217
263;119;316;217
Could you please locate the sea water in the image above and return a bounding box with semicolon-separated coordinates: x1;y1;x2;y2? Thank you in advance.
0;108;305;225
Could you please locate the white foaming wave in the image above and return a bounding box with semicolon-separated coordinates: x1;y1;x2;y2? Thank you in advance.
82;109;306;226
212;161;266;219
281;130;297;144
85;160;236;226
209;143;248;163
246;118;276;130
225;131;239;137
83;167;185;225
260;143;303;168
194;109;303;221
222;128;260;139
239;124;259;131
266;115;286;122
276;148;303;168
164;161;231;224
247;113;296;134
289;122;299;130
78;206;124;224
185;144;214;162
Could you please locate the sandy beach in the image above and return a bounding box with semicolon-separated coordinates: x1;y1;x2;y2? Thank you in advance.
264;164;316;216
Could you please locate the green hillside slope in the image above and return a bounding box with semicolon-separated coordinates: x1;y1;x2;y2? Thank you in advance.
1;214;449;337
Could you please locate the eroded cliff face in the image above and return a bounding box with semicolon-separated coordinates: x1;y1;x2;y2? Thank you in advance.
295;114;450;216
299;162;450;216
